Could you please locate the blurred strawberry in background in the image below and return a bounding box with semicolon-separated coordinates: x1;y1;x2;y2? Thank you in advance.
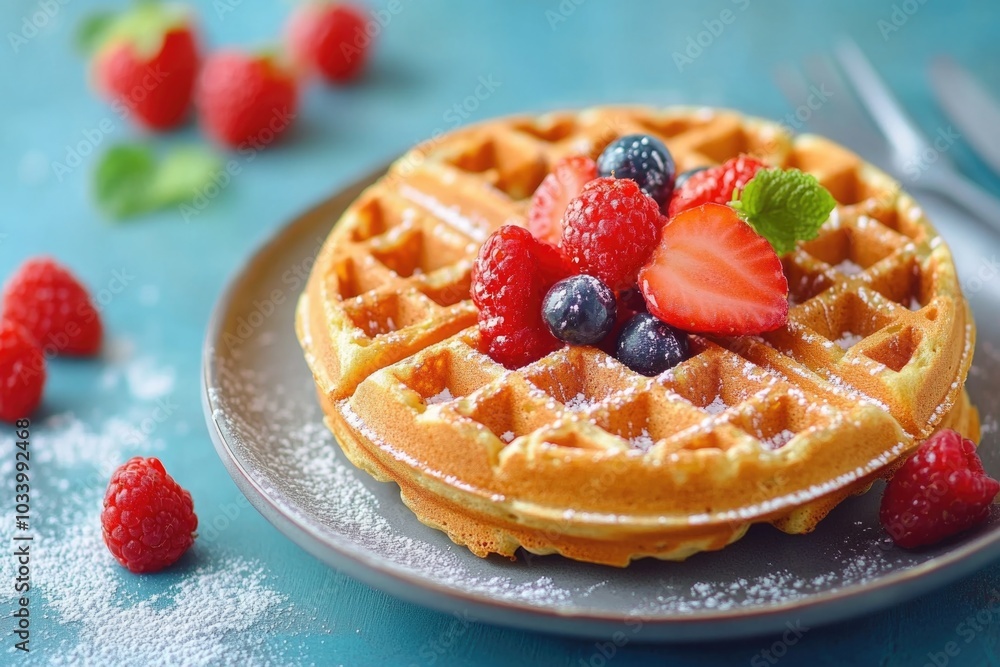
287;2;372;84
196;51;299;149
87;2;200;131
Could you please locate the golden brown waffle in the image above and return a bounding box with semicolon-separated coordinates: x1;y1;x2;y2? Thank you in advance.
296;106;979;566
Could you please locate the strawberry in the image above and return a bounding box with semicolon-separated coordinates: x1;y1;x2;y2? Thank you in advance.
2;257;103;356
527;155;598;245
667;155;765;217
286;2;372;84
196;51;299;149
638;203;788;336
91;3;200;131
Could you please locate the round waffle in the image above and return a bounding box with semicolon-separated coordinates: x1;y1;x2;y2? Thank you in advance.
296;106;979;566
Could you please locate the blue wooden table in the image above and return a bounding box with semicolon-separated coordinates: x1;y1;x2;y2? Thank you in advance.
4;0;1000;664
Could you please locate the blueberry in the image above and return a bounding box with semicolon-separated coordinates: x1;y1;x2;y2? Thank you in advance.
615;313;689;376
674;166;709;189
542;275;617;346
597;134;676;207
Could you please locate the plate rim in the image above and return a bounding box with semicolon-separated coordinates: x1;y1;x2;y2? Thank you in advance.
201;166;1000;641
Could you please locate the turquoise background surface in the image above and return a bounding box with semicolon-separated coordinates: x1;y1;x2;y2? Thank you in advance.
3;0;1000;664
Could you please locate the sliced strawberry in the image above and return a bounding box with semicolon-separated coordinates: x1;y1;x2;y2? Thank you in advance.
527;155;598;245
638;203;788;336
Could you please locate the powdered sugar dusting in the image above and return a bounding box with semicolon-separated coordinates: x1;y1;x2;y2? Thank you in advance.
629;429;655;452
214;359;572;608
426;387;454;405
833;259;863;276
704;395;727;415
0;413;290;666
836;331;863;350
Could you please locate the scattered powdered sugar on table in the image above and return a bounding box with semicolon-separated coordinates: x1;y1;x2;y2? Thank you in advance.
99;337;175;400
0;411;289;666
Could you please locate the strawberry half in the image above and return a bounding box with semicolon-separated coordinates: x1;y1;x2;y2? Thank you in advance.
638;203;788;336
527;155;598;245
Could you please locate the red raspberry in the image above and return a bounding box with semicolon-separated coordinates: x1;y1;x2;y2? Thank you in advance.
560;177;663;291
471;225;574;368
527;155;598;245
0;320;45;423
196;50;299;149
92;8;200;131
2;257;103;356
287;2;371;84
667;155;766;217
102;457;198;573
880;429;999;549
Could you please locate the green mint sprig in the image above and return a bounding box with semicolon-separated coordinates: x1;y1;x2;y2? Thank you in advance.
94;144;222;220
729;168;837;255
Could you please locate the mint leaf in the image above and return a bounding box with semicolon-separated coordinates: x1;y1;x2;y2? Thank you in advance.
93;144;222;220
730;168;837;255
147;147;223;208
93;145;157;219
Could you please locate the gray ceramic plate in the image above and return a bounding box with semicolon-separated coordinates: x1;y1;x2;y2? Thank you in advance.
202;167;1000;642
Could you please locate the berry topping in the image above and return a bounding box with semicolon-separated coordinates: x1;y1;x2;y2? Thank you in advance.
196;50;298;149
287;2;372;84
527;155;598;245
880;429;999;549
102;457;198;573
2;257;103;356
0;320;45;423
471;225;574;369
667;155;765;217
561;177;664;291
674;166;708;189
615;313;689;376
542;275;617;346
638;203;788;336
90;3;200;131
597;134;676;208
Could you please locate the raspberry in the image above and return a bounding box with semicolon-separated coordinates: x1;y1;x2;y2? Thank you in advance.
667;155;766;217
0;320;45;423
287;3;371;84
2;257;102;356
880;429;999;549
102;457;198;573
471;225;574;368
561;177;663;291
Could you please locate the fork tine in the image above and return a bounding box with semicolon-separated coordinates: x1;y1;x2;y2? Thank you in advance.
801;55;888;150
833;38;932;160
771;63;847;141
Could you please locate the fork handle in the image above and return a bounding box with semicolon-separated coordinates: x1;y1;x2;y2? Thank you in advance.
918;170;1000;235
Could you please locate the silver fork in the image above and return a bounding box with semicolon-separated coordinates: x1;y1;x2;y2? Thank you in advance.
773;39;1000;231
